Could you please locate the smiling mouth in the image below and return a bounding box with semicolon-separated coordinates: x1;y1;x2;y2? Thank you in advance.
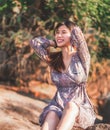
57;39;64;43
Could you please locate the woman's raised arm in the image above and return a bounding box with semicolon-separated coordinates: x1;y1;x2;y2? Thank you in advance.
71;26;90;76
30;37;55;62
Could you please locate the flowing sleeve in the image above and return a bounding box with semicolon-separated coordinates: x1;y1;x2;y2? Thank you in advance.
71;26;90;77
30;37;50;62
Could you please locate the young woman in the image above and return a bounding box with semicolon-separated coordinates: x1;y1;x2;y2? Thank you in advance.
30;20;96;130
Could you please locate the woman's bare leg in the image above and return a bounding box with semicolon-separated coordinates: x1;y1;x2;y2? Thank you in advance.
57;102;79;130
41;111;59;130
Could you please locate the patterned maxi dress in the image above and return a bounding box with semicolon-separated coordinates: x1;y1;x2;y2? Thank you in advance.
30;26;96;129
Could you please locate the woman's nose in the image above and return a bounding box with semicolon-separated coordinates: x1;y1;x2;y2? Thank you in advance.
57;33;62;37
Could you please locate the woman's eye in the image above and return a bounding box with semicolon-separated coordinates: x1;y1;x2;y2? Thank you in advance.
56;31;60;34
62;31;67;34
55;30;68;35
55;31;60;34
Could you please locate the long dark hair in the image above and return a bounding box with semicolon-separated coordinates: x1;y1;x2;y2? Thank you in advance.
48;20;76;72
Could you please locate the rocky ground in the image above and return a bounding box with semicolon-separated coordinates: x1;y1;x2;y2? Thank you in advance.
0;87;46;130
0;84;110;130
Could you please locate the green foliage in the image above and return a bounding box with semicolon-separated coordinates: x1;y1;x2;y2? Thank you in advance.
97;37;110;60
0;0;110;61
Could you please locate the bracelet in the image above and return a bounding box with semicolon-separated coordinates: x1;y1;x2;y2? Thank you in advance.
53;40;57;48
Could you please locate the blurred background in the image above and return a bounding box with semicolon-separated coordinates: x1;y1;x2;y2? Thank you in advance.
0;0;110;123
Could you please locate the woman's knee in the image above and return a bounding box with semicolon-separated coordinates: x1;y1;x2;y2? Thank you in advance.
65;102;79;114
42;111;59;130
46;111;59;119
44;111;60;124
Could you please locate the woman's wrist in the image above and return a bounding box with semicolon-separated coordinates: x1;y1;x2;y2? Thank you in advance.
53;40;57;48
49;40;57;48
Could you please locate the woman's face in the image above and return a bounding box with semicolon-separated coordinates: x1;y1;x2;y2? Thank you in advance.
55;25;71;47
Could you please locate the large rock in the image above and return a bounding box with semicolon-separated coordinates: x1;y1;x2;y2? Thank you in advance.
86;124;110;130
0;87;110;130
0;88;47;130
